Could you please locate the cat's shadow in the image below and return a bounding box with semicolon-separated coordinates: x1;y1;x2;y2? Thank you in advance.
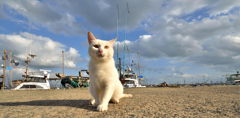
0;99;97;111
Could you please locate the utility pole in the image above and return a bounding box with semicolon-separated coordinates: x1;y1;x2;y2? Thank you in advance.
2;50;7;90
138;52;141;85
62;51;64;74
9;51;12;88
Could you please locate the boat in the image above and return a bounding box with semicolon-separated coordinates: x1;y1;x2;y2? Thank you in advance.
122;67;146;88
12;70;51;90
225;71;240;85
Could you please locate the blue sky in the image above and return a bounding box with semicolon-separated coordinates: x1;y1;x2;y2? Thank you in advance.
1;0;240;85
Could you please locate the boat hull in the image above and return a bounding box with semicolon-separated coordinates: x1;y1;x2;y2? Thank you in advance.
13;81;50;90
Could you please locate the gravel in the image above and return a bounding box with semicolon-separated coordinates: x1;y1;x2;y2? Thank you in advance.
0;86;240;117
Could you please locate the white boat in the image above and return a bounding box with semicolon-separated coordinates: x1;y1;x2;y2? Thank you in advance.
12;70;51;90
226;71;240;85
122;67;146;88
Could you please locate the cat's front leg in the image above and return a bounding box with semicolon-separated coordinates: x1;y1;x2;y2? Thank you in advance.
90;84;102;107
97;84;115;112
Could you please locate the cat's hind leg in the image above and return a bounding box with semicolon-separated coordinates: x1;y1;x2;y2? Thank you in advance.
110;93;131;104
121;94;132;98
110;98;119;104
89;99;95;106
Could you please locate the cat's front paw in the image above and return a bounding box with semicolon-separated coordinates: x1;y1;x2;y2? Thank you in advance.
97;105;108;112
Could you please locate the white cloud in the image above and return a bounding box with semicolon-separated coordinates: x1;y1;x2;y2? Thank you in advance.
198;15;202;19
0;32;86;70
207;1;240;16
169;60;180;64
2;0;240;83
96;0;110;11
2;0;86;36
115;34;204;59
180;67;190;71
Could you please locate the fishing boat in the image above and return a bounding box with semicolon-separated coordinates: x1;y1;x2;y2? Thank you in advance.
12;70;51;90
225;71;240;85
122;67;146;88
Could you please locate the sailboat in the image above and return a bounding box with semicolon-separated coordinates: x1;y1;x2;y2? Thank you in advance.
115;3;146;88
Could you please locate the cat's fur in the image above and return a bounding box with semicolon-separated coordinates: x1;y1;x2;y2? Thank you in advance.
88;32;132;112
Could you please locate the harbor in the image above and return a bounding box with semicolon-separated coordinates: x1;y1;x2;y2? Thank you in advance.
1;86;240;117
1;0;240;117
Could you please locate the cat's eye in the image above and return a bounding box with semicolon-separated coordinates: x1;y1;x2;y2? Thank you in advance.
93;45;99;48
104;46;109;49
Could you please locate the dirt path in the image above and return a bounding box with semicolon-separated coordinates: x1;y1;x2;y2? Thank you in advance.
1;86;240;117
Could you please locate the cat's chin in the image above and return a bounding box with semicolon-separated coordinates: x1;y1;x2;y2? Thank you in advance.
98;55;104;57
97;54;104;58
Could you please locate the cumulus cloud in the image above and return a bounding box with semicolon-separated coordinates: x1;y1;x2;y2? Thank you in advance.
180;67;190;71
186;34;240;71
0;2;7;19
0;32;86;70
2;0;240;83
207;1;240;16
115;34;204;59
1;0;86;36
47;0;162;32
2;0;240;35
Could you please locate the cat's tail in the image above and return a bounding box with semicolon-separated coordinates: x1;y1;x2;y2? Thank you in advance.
121;94;132;98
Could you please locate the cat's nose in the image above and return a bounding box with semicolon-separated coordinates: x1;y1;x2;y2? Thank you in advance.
99;49;103;53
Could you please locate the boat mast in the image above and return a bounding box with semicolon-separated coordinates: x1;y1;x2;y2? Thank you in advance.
117;3;119;74
123;2;130;77
138;52;141;85
24;22;31;81
23;22;36;81
62;51;64;74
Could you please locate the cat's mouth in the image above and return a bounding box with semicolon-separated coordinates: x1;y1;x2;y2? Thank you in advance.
98;53;104;58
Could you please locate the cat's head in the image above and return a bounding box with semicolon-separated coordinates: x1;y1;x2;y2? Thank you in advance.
88;32;117;61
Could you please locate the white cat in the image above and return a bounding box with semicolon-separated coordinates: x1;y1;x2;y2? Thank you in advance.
88;32;132;112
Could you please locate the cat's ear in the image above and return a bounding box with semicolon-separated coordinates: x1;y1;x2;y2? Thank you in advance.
109;37;117;47
88;32;96;45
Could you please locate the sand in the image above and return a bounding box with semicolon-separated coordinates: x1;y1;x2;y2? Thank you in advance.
0;86;240;118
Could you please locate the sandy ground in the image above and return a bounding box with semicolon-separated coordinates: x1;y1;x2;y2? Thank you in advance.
0;86;240;118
